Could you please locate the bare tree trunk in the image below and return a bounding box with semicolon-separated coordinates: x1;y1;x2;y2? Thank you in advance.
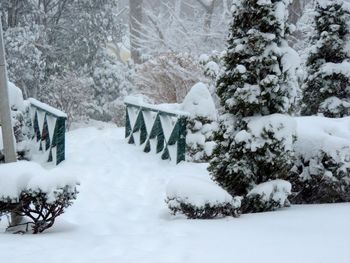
129;0;143;64
196;0;217;33
289;0;303;25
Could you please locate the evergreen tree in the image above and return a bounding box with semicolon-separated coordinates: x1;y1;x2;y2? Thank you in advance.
208;0;299;211
301;0;350;118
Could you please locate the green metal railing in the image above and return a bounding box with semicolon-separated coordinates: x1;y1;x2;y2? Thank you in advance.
29;99;67;165
125;101;187;164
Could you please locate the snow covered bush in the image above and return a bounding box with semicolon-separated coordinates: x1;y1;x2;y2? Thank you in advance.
301;0;350;118
242;180;291;213
134;52;204;103
208;0;299;213
0;162;78;234
183;83;218;162
289;117;350;204
0;82;32;162
166;176;241;219
198;52;224;108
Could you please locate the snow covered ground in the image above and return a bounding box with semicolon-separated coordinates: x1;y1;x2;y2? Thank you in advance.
0;126;350;263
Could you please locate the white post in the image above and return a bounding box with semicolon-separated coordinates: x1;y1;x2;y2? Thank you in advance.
0;17;17;163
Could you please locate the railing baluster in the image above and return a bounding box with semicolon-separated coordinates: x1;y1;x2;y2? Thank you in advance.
125;101;188;164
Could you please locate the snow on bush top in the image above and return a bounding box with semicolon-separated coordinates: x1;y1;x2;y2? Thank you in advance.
295;116;350;160
8;81;25;111
235;114;297;152
317;0;350;10
247;179;291;204
181;82;217;121
0;161;78;202
166;176;241;208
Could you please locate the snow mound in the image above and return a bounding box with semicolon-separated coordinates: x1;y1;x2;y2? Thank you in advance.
166;176;240;209
181;82;217;121
0;161;78;202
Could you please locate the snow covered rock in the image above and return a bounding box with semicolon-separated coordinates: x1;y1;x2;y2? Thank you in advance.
166;176;241;219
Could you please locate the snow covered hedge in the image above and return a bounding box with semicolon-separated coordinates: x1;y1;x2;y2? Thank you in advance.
166;176;241;219
289;117;350;203
0;162;78;234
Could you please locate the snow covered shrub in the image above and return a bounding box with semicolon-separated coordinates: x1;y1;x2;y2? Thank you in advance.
89;47;134;124
183;83;218;162
0;82;33;162
301;0;350;118
0;162;78;234
166;176;241;219
290;153;350;203
39;72;93;129
15;187;78;234
289;117;350;203
242;180;292;213
208;0;299;213
134;52;204;103
210;115;296;198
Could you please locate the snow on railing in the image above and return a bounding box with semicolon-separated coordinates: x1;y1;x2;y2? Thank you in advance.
124;97;188;164
28;98;67;165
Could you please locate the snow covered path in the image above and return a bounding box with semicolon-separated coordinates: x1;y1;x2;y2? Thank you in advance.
1;126;350;263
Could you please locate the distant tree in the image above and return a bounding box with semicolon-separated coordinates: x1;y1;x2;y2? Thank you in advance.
134;52;204;103
39;72;93;129
301;0;350;117
137;0;231;58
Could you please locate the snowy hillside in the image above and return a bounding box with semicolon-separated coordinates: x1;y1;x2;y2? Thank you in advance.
1;126;349;263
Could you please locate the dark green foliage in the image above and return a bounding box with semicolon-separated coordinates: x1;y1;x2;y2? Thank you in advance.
302;0;350;117
242;195;290;213
166;197;240;219
289;152;350;204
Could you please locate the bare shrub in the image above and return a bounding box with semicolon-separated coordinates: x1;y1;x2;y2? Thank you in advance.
134;52;204;103
39;72;93;129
